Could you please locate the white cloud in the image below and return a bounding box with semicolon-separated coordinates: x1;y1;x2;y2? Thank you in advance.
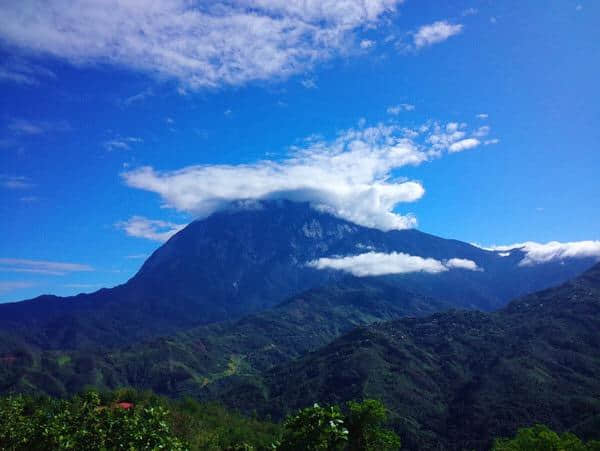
476;113;489;119
122;120;492;231
427;122;468;154
116;216;185;242
445;258;482;271
308;252;482;276
484;138;499;145
0;0;402;89
0;281;35;294
0;258;93;276
473;125;490;137
475;241;600;266
448;138;480;153
446;122;460;132
413;21;463;49
359;39;375;49
462;8;478;16
386;104;415;115
104;137;143;151
308;251;448;276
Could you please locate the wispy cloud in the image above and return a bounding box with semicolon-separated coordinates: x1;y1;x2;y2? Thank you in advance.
448;138;480;153
0;175;34;190
103;136;143;151
0;0;403;89
0;258;93;276
20;196;39;202
308;252;481;276
121;88;154;107
122;119;495;231
476;113;489;119
63;283;101;290
462;8;478;17
0;281;35;295
7;118;70;135
125;254;147;260
474;241;600;266
413;21;463;49
386;104;415;115
8;119;45;135
116;216;185;242
473;125;490;137
0;58;55;86
301;78;317;89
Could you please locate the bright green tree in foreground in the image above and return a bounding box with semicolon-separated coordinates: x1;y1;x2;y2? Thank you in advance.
277;399;400;451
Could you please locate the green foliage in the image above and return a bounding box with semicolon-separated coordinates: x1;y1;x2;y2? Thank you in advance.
0;390;184;450
492;424;600;451
345;399;401;451
172;398;280;450
279;403;348;450
277;400;400;451
0;389;282;451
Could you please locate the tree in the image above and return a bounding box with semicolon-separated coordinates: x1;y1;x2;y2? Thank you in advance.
0;391;185;450
492;424;600;451
345;399;401;451
278;403;348;450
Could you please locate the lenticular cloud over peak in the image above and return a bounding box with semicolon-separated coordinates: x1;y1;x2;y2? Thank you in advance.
122;121;495;231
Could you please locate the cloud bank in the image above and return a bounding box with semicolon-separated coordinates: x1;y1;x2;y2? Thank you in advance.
116;216;185;242
122;121;495;232
476;240;600;266
308;251;481;276
0;0;402;89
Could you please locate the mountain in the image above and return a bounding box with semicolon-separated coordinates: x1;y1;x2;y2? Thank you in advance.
0;277;449;397
0;200;595;350
233;263;600;450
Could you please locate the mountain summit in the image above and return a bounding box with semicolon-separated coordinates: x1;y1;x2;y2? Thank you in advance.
0;200;595;349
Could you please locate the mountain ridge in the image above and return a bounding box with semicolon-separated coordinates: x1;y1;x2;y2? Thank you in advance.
230;263;600;450
0;200;596;350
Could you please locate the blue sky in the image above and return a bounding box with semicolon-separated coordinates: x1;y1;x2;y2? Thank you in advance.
1;0;599;302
